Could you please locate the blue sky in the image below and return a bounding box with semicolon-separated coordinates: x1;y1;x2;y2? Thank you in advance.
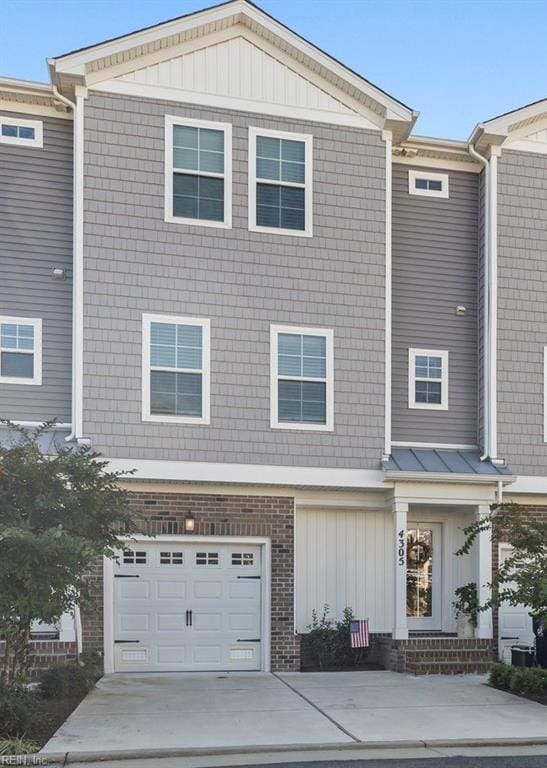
2;0;546;139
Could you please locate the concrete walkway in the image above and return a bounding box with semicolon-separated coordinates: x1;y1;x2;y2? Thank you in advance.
41;671;547;757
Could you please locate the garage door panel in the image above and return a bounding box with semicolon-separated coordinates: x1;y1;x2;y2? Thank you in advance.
113;542;262;672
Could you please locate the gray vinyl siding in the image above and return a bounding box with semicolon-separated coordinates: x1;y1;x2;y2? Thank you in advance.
0;112;73;423
82;91;386;467
497;149;547;475
391;164;479;445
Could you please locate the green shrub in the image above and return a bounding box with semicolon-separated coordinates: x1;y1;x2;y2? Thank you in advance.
489;662;514;689
509;667;547;696
0;736;39;755
303;606;365;670
0;682;37;737
39;663;98;700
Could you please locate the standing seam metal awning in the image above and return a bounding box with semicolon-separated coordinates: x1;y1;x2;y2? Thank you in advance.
382;448;512;476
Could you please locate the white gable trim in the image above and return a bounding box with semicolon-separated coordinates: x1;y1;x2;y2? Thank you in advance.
51;0;413;125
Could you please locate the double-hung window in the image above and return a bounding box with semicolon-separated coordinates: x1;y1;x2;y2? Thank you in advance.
271;325;333;430
165;116;231;228
0;117;43;148
142;314;210;424
0;317;42;385
408;348;448;410
249;127;312;237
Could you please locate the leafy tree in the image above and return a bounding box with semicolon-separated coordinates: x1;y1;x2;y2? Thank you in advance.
456;502;547;630
0;422;136;682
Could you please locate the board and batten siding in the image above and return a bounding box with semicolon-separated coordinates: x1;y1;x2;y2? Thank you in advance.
295;506;475;635
497;149;547;475
81;91;386;467
391;163;479;446
0;111;73;423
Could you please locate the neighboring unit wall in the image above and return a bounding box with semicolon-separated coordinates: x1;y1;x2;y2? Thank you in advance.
82;91;386;467
497;150;547;475
391;164;479;445
0;111;73;422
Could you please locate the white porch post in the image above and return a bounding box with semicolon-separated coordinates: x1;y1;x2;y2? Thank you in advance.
393;500;408;640
476;505;493;639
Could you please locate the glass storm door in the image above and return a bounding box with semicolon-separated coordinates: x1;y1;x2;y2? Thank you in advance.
406;523;442;630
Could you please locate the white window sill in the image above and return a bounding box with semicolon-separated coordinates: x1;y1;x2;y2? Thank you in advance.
0;376;41;386
142;414;210;426
408;402;448;411
270;422;333;432
249;224;312;238
164;214;232;229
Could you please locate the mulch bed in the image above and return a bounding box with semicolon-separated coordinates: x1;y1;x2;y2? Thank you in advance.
31;696;85;748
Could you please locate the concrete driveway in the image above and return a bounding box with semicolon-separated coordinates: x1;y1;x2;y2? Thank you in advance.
41;671;547;756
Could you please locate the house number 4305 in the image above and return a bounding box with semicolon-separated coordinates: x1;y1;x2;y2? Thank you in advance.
397;530;405;566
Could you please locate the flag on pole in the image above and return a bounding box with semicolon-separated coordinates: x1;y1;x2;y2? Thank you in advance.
349;619;370;648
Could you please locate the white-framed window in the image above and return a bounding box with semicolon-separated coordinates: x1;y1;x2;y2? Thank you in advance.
248;127;313;237
270;325;333;430
408;348;448;410
164;115;232;228
142;314;210;425
0;116;43;148
409;170;449;199
0;316;42;385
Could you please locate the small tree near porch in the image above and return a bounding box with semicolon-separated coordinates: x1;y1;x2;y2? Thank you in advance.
456;503;547;633
0;422;136;682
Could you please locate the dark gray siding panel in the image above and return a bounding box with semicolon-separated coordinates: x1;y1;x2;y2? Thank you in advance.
0;112;73;422
82;91;386;467
391;163;479;445
497;150;547;475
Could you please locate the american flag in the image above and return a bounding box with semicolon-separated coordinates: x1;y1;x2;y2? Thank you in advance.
349;619;370;648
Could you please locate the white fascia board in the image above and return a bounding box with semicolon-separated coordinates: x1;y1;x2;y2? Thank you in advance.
101;458;388;489
0;100;73;120
481;99;547;133
384;470;514;485
507;475;547;494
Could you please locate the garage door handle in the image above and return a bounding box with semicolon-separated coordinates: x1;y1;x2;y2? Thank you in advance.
115;574;140;578
115;640;140;644
501;636;520;640
237;576;260;579
237;639;260;642
186;610;192;627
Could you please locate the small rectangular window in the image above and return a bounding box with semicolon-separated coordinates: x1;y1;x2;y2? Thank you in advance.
231;553;255;566
0;316;42;385
408;348;448;410
160;551;183;565
142;314;210;425
249;127;313;237
196;552;219;565
409;170;449;198
123;550;147;564
271;325;333;430
0;117;43;148
165;116;231;228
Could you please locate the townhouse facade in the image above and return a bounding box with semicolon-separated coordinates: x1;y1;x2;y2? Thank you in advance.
1;0;546;675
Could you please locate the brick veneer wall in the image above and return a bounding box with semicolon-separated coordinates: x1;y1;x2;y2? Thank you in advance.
491;504;547;654
81;491;299;672
0;640;77;677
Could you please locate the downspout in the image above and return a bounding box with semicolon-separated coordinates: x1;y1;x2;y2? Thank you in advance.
468;144;490;460
52;86;85;444
383;130;393;458
488;151;499;460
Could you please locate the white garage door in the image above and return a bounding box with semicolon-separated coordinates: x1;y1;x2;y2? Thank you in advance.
498;544;534;662
113;542;262;672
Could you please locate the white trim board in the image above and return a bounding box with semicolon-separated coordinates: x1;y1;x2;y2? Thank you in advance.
391;441;478;450
102;458;387;489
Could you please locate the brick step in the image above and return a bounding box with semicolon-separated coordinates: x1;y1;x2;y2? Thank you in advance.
408;661;493;675
405;649;495;658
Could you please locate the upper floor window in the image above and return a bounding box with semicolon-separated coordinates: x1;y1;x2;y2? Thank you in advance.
0;317;42;385
0;117;43;148
142;314;210;425
408;348;448;410
165;116;232;228
249;127;313;237
270;325;333;430
409;170;449;199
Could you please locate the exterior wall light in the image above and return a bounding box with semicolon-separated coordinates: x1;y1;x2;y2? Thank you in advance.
184;513;196;533
456;305;466;316
52;267;67;280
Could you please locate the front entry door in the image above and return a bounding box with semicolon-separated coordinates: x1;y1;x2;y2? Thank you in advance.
406;523;442;631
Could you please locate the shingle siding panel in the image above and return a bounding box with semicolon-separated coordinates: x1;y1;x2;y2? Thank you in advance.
82;91;386;467
497;149;547;475
391;163;479;445
0;111;73;423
